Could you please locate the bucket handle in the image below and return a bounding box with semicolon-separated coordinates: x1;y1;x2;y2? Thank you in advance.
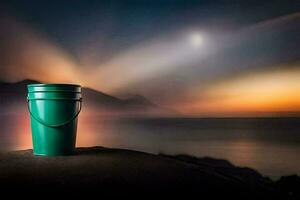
27;98;82;128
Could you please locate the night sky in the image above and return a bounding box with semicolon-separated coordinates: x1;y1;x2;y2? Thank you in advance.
0;0;299;116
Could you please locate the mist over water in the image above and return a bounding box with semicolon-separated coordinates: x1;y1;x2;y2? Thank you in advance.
1;114;299;179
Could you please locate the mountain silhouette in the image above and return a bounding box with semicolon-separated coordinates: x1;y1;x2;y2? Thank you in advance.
123;94;155;106
0;80;175;116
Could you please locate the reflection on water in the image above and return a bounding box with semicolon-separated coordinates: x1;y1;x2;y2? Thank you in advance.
1;114;300;178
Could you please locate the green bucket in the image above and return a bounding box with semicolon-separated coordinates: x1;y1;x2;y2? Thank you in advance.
27;84;82;156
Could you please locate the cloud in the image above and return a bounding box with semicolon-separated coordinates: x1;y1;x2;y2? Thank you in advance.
0;15;81;84
125;12;300;106
0;12;299;116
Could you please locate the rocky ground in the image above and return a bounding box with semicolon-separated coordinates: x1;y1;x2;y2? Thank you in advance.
0;147;298;199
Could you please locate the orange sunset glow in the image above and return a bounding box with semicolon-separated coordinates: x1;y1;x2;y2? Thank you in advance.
0;6;299;117
178;65;300;116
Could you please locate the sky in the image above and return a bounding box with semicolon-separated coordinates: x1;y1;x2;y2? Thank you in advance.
0;0;299;116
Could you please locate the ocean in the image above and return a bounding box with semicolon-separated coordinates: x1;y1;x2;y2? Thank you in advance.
1;114;299;179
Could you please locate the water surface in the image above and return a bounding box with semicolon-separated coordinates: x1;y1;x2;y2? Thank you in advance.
1;114;299;179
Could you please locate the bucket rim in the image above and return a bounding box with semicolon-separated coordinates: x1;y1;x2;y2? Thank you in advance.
27;83;81;88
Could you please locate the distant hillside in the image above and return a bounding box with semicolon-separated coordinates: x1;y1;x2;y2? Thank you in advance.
0;80;176;116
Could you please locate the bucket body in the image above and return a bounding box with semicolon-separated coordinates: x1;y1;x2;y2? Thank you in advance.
27;84;82;156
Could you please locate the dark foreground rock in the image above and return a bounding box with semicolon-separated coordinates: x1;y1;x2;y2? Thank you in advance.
0;147;298;199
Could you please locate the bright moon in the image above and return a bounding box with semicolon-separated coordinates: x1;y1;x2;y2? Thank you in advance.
189;32;203;48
